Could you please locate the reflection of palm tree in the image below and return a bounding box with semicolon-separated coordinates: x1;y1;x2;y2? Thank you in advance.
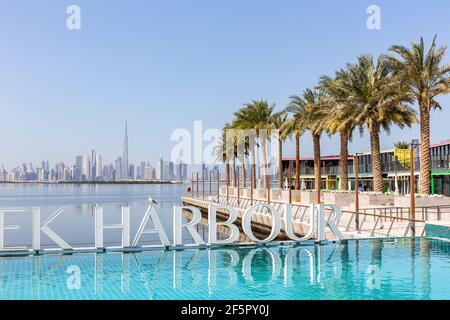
371;240;383;267
419;239;431;299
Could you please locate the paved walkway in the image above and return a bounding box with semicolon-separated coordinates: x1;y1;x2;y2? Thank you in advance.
182;193;427;240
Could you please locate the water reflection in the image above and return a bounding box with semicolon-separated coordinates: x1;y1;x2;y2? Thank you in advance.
0;238;448;300
0;184;195;247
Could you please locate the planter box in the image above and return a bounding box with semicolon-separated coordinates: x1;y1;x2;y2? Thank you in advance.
323;192;354;207
292;191;302;203
257;189;267;200
300;191;317;205
359;194;394;207
271;189;283;202
280;190;289;203
395;196;450;207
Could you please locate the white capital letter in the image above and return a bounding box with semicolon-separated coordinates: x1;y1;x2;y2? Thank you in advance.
132;205;169;247
32;207;72;251
316;204;344;241
242;204;281;243
0;209;27;251
95;206;131;248
208;205;239;244
173;206;205;245
283;204;315;241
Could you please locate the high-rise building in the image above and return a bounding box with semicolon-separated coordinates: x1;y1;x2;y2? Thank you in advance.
90;150;97;179
96;153;103;180
139;161;146;180
103;164;114;181
56;162;65;181
156;155;164;180
75;156;83;180
174;159;188;181
122;119;129;179
115;157;123;180
144;162;153;180
129;164;135;180
83;154;91;180
168;161;174;180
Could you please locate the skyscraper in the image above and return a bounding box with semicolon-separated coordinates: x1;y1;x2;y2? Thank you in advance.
115;157;123;180
95;153;102;180
122;119;129;179
82;154;91;180
144;162;153;180
75;156;83;180
156;155;163;180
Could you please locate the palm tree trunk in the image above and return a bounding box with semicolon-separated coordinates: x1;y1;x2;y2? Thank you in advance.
313;133;321;204
295;132;300;190
225;163;230;186
241;157;246;188
239;146;246;188
339;130;349;191
232;156;236;187
419;105;430;195
261;137;269;190
278;137;283;189
251;146;256;189
370;124;383;193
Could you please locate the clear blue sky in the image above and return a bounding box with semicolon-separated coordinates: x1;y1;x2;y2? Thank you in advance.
1;0;450;168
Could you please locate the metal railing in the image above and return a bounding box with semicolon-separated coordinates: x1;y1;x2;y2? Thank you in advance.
360;205;450;222
183;192;426;238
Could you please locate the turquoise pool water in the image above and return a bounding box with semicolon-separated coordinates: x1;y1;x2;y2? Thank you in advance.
0;238;449;300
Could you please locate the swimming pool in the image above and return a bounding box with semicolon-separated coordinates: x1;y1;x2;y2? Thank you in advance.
0;237;448;300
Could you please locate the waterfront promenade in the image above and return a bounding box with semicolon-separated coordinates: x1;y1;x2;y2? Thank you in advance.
182;186;450;240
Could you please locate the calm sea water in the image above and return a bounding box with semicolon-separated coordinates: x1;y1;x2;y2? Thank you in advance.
0;238;448;299
0;183;195;247
0;184;449;300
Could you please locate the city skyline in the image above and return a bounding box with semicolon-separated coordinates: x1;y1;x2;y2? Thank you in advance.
3;1;450;168
0;120;191;182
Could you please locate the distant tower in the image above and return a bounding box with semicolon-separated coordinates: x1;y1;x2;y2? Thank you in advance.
122;119;129;179
156;155;164;180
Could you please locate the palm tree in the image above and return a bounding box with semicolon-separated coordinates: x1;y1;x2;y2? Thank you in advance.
345;55;417;192
288;88;329;203
281;108;305;191
388;36;450;194
215;124;232;190
271;112;288;189
320;69;359;191
394;141;410;149
233;100;275;190
229;124;250;188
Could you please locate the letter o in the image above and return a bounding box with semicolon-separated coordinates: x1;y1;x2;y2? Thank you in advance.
242;204;281;243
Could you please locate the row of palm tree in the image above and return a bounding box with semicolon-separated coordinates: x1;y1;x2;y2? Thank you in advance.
217;36;450;195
